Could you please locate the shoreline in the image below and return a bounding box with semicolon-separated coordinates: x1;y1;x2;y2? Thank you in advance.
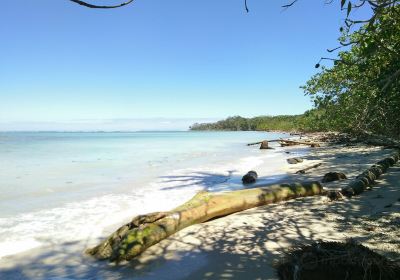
0;132;298;262
1;140;399;279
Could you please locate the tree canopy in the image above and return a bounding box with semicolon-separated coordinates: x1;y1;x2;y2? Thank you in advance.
302;4;400;138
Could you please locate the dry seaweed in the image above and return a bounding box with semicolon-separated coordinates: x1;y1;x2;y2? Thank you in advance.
276;240;400;280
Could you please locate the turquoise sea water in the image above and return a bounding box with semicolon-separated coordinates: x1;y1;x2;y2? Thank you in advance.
0;131;291;258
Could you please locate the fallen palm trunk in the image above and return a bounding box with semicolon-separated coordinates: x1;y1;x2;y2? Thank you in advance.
341;150;400;197
87;182;323;262
295;163;322;174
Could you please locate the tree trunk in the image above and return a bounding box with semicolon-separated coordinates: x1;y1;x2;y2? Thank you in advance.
260;140;271;149
86;182;323;262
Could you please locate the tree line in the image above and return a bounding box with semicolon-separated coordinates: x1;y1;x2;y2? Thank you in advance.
190;115;309;132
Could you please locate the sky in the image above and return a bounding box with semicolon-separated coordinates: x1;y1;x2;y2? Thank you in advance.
0;0;369;131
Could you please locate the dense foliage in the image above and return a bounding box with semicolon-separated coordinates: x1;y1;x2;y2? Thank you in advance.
190;115;306;131
302;4;400;138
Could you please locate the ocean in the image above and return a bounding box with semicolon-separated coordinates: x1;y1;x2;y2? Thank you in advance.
0;131;294;260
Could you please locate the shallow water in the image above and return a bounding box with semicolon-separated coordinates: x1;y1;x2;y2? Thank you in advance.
0;131;292;259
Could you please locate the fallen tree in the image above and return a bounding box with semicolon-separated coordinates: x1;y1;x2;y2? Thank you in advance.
279;139;320;147
86;182;323;262
341;150;400;197
247;139;320;148
247;139;282;146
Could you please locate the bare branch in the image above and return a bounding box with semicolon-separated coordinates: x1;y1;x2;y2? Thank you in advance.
282;0;299;9
244;0;249;12
69;0;135;9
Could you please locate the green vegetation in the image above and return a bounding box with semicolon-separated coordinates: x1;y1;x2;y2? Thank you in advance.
302;4;400;138
192;3;400;138
190;115;307;131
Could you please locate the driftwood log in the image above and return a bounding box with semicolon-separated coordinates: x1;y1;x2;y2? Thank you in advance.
279;139;320;147
247;139;320;148
87;182;323;262
247;141;264;146
247;139;282;146
295;163;322;174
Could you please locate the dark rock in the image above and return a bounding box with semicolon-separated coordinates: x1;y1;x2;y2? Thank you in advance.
326;190;344;201
322;172;347;183
342;187;355;197
242;171;258;184
287;157;303;164
365;226;376;232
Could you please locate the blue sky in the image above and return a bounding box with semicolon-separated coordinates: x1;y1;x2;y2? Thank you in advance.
0;0;369;130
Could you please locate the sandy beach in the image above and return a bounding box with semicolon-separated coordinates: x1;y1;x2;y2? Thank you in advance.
1;142;399;279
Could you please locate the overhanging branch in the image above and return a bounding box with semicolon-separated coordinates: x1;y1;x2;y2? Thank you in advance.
69;0;135;9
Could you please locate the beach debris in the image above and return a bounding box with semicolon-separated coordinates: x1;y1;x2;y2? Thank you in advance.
287;157;303;164
342;150;400;197
260;140;273;149
87;182;323;262
326;190;344;201
247;141;265;146
295;163;322;174
279;139;321;148
276;240;400;280
242;171;258;184
247;139;320;148
289;132;303;138
321;172;347;183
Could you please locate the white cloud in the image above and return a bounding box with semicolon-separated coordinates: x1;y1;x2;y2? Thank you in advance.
0;118;219;132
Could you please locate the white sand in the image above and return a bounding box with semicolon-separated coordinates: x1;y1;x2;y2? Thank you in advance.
1;144;399;279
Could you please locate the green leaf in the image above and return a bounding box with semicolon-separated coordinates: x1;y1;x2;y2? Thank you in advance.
347;2;352;17
341;0;346;9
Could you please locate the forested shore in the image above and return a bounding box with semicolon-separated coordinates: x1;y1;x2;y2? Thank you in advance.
189;115;307;132
192;4;399;139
